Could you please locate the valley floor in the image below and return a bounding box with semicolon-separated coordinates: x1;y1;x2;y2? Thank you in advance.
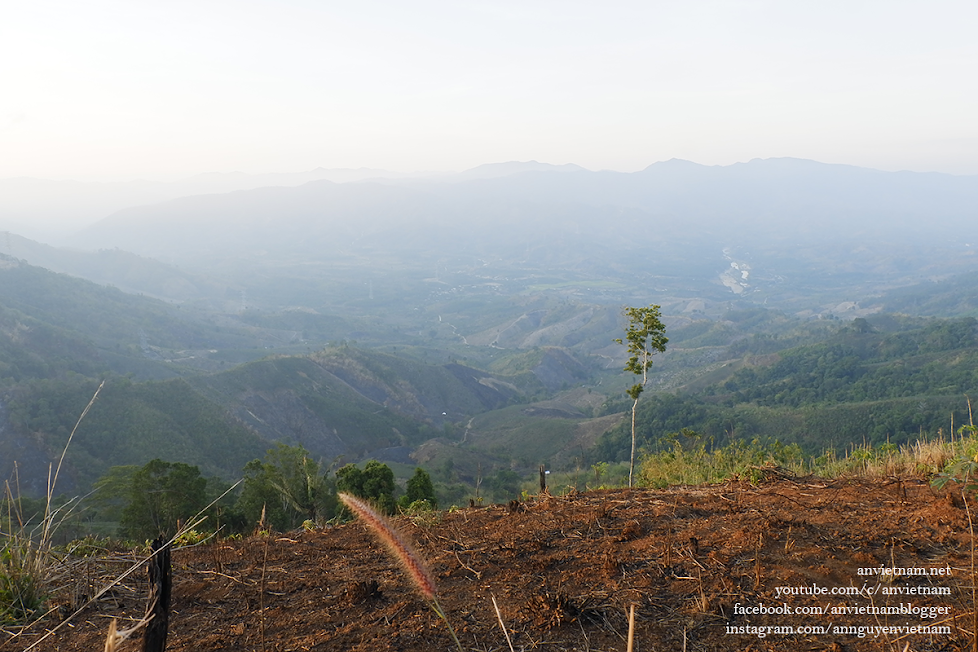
9;475;974;651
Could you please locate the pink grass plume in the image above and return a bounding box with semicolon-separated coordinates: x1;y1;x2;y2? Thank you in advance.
337;492;438;600
337;492;462;651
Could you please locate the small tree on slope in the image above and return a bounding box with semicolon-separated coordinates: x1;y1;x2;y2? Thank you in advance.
615;304;668;487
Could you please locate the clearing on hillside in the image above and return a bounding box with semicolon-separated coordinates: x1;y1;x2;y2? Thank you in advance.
9;476;974;651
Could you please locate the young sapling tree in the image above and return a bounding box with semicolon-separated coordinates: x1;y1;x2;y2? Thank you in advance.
615;304;668;487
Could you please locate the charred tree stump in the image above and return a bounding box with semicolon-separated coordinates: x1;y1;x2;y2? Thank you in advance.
143;536;172;652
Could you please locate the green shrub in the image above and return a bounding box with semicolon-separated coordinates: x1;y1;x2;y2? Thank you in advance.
0;541;45;625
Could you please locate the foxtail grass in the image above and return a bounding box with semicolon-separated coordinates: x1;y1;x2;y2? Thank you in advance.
338;492;461;651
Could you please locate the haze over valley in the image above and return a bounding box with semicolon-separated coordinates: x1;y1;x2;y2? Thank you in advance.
1;156;977;504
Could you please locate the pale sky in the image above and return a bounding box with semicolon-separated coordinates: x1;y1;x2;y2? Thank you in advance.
2;0;977;181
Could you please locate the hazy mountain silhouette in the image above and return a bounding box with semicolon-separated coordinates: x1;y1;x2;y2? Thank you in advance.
449;160;590;180
0;167;404;241
69;158;978;262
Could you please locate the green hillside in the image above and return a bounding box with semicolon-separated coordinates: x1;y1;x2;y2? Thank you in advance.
0;255;222;352
3;376;268;493
594;315;978;461
0;303;103;383
711;316;978;407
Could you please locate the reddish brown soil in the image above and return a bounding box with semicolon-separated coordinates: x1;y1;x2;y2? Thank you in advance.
6;475;976;652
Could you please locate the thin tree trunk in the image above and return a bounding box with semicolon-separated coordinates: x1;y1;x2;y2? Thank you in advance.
629;398;638;487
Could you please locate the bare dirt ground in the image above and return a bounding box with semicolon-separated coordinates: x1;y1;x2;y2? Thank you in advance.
6;474;976;652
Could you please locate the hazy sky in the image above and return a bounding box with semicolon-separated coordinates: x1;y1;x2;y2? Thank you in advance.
2;0;977;180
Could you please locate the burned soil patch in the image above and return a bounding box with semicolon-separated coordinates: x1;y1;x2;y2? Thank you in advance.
8;477;976;651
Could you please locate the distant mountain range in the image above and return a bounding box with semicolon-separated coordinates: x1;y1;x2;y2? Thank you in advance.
0;161;579;241
65;157;978;252
7;157;976;243
0;167;409;241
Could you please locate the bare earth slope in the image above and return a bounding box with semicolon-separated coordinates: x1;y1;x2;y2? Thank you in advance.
10;476;974;651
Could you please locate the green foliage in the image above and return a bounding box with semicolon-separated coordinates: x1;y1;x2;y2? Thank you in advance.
312;347;522;424
591;461;609;486
615;304;668;381
0;494;48;527
0;542;45;625
236;444;336;531
119;459;208;540
595;390;977;462
0;304;102;385
482;468;523;502
90;465;139;523
0;491;72;626
879;272;978;317
934;456;978;493
336;460;396;515
434;481;469;508
635;425;975;490
0;255;248;355
173;529;212;547
0;254;272;388
56;534;135;557
399;468;437;509
932;427;978;493
594;394;719;462
462;404;580;466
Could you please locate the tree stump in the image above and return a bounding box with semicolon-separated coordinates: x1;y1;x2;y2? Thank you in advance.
143;536;171;652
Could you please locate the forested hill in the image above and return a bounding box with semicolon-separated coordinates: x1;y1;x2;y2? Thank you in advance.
1;350;534;495
0;254;541;493
595;315;978;461
875;271;978;317
713;316;978;407
0;253;255;382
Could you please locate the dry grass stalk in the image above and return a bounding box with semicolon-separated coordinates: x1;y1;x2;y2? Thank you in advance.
491;594;515;652
626;603;636;652
965;491;978;652
102;614;151;652
337;493;461;650
104;618;118;652
753;533;762;590
260;533;269;652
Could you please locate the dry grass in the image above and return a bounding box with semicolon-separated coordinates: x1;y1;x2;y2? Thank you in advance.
639;427;975;490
